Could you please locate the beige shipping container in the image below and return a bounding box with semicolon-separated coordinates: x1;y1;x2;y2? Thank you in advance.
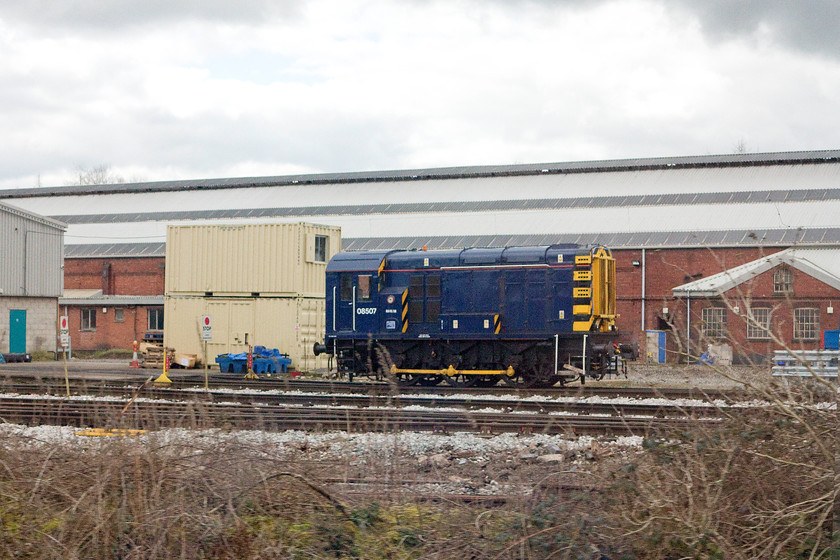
166;223;340;297
164;296;328;371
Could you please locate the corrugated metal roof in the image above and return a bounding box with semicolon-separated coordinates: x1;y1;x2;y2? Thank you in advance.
672;248;840;295
7;164;840;221
64;227;840;258
50;199;840;247
2;149;838;199
64;243;166;258
0;201;66;230
59;294;165;306
342;230;840;251
63;289;103;298
39;185;840;225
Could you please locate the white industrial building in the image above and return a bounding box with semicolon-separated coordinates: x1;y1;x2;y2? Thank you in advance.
0;150;837;255
1;150;838;363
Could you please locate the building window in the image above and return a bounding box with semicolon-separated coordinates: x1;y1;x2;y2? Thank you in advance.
81;308;96;331
701;307;727;339
746;307;771;340
793;308;819;341
148;308;164;331
773;267;793;295
314;235;328;263
114;308;125;323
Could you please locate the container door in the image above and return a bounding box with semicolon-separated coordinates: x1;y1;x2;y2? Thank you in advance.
229;300;255;353
10;310;26;353
205;301;230;360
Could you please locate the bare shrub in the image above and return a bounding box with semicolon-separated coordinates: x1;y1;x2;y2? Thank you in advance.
607;383;837;559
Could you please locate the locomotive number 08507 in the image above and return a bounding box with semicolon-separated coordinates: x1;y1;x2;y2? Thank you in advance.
356;307;377;315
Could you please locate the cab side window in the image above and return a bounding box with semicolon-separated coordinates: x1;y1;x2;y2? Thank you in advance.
358;275;372;301
340;274;353;300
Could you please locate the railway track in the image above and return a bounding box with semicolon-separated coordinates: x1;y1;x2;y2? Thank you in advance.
0;368;746;401
0;395;713;436
0;379;737;418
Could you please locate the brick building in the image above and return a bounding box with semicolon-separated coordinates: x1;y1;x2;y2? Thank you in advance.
2;150;839;363
670;248;840;363
59;255;165;352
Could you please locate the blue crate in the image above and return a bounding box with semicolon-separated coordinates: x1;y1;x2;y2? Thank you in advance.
215;353;292;374
215;354;247;373
253;356;292;374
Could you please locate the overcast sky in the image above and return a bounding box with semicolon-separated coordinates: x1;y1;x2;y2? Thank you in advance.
1;0;838;189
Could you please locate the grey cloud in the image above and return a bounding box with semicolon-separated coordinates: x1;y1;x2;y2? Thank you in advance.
669;1;840;59
0;0;303;32
517;0;840;59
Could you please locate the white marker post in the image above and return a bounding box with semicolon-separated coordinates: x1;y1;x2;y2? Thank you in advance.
59;316;70;397
201;315;212;391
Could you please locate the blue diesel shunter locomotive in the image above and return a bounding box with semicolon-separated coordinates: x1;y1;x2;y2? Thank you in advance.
314;244;621;387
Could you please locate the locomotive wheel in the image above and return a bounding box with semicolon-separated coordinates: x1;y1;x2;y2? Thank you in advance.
521;365;563;388
413;374;444;386
471;375;500;388
444;374;478;387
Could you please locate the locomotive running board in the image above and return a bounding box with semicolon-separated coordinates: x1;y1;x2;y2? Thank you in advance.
391;365;516;377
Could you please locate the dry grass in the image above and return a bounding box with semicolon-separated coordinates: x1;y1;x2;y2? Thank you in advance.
0;428;623;559
0;361;836;559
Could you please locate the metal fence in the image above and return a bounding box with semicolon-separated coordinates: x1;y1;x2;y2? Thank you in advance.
771;350;839;379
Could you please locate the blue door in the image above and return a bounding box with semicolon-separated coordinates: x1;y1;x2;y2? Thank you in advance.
646;330;666;363
10;310;26;353
824;330;840;350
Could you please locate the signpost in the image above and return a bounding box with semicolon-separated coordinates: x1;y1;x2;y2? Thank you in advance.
201;315;212;390
59;315;69;348
59;316;69;397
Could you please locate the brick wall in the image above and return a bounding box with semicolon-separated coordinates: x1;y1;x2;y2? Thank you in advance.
62;304;163;352
64;257;165;295
63;257;166;351
612;248;779;354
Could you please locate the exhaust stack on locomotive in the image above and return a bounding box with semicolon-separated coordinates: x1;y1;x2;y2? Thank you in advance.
314;244;626;387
